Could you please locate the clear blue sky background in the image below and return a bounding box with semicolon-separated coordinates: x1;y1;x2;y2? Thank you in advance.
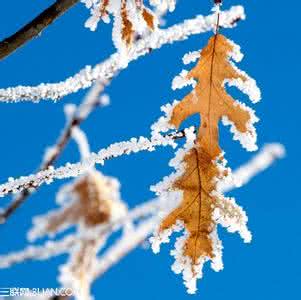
0;1;299;299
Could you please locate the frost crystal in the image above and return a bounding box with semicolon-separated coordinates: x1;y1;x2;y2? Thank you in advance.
182;51;200;65
217;143;286;193
222;101;259;152
224;39;261;103
151;100;178;136
172;70;196;90
212;190;252;243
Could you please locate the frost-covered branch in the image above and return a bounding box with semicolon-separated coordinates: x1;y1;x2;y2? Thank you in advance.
92;216;158;278
218;143;286;193
0;235;75;268
0;0;80;61
0;82;108;224
0;130;186;198
43;82;108;168
0;6;245;103
0;198;159;268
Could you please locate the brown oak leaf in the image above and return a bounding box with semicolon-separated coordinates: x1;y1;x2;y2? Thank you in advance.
121;0;135;46
117;0;156;46
154;34;260;289
29;170;121;240
28;170;126;299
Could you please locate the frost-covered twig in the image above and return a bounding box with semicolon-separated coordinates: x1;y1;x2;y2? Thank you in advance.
218;143;286;193
92;216;158;278
0;198;159;268
43;82;108;168
0;235;75;268
64;101;101;160
0;6;245;103
0;83;107;224
0;130;186;198
0;0;80;61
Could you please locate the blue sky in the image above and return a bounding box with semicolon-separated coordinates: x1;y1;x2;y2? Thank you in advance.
0;1;299;299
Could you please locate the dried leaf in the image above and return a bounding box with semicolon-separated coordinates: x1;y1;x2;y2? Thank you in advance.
99;0;109;18
41;171;115;235
142;8;155;30
170;34;254;157
28;170;127;299
86;0;158;47
160;147;220;262
153;33;260;292
121;0;134;46
73;171;113;226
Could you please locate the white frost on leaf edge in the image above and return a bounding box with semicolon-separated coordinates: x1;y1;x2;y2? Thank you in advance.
150;127;196;194
212;190;252;243
150;219;183;254
217;143;285;193
182;51;200;65
151;220;225;294
172;70;196;90
226;38;261;103
222;100;259;152
150;126;196;222
150;126;196;221
151;100;178;137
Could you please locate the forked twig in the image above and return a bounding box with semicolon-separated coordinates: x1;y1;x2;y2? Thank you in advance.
0;82;107;224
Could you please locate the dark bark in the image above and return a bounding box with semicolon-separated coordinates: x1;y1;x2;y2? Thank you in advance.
0;0;79;60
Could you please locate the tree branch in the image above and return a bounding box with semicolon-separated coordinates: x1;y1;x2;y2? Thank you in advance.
0;0;79;61
0;82;107;224
0;128;190;201
0;198;159;268
0;5;245;102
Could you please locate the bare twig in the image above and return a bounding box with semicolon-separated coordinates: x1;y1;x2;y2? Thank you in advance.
0;82;106;224
0;0;79;61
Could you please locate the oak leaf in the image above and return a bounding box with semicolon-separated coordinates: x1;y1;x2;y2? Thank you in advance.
28;170;125;240
28;170;127;299
152;34;260;293
99;0;156;46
